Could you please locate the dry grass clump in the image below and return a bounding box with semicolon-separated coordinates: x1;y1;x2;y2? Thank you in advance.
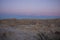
0;28;15;40
34;31;60;40
9;23;16;27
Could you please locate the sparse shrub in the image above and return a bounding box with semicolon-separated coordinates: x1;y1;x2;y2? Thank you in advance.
0;28;15;40
35;31;60;40
0;29;8;40
54;31;60;40
34;32;49;40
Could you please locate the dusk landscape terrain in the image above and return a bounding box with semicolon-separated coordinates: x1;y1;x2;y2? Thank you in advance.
0;0;60;40
0;18;60;40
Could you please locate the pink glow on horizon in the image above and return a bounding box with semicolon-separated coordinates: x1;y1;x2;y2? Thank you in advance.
0;9;60;16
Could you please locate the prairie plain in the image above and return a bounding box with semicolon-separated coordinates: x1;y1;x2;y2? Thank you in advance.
0;18;60;40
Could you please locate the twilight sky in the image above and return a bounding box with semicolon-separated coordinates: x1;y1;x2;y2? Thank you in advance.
0;0;60;19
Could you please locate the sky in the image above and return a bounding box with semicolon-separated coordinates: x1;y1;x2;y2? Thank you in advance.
0;0;60;19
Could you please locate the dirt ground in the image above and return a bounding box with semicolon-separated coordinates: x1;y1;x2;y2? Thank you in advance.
0;18;60;40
